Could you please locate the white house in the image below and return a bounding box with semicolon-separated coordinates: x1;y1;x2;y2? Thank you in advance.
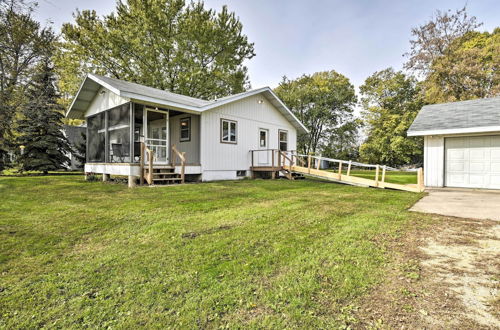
66;74;308;186
408;97;500;189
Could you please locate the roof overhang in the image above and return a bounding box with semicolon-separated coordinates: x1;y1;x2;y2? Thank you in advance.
66;75;104;119
199;87;309;134
66;75;309;135
408;125;500;136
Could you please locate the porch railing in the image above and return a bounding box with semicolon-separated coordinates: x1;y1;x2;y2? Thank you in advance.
171;144;186;184
140;142;154;185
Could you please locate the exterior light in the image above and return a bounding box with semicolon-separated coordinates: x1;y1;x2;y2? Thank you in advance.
258;99;264;104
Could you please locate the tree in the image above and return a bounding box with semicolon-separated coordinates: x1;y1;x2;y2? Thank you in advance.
424;28;500;103
73;131;86;167
274;71;357;154
359;68;424;166
0;0;55;170
404;6;482;76
322;119;361;161
15;58;72;174
56;0;255;107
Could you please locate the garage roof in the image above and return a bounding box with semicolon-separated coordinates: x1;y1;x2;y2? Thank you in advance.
67;74;308;134
408;97;500;136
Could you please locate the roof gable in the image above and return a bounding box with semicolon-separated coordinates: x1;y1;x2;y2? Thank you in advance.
408;97;500;136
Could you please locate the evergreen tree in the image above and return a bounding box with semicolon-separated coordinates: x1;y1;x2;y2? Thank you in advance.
0;0;55;170
73;131;87;168
15;58;72;174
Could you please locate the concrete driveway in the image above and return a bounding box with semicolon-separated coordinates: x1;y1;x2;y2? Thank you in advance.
411;188;500;221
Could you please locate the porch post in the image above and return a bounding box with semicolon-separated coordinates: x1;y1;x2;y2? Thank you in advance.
129;102;134;162
104;111;109;163
128;175;137;188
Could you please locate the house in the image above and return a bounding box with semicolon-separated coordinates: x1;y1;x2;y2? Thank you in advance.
408;97;500;189
66;74;308;186
63;124;86;170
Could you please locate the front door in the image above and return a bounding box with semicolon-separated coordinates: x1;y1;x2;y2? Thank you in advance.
144;109;169;164
258;128;269;165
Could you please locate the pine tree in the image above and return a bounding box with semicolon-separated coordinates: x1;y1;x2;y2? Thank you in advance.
15;58;72;174
73;131;87;167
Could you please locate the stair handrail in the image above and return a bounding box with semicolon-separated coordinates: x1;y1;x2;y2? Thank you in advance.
140;142;154;185
171;144;186;184
279;150;294;169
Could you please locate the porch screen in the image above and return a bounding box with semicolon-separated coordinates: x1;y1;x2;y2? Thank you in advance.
108;104;131;163
87;113;105;162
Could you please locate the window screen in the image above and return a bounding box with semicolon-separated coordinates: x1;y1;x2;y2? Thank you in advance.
108;104;131;163
87;113;105;162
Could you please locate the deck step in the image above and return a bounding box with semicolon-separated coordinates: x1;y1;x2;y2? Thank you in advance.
152;178;182;182
152;172;178;177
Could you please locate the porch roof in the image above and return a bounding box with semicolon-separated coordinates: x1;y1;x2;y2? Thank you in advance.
67;74;309;134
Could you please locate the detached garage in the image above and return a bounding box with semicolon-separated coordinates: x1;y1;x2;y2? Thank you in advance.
408;97;500;190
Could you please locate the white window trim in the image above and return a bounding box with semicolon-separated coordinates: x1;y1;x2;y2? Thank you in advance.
220;118;237;144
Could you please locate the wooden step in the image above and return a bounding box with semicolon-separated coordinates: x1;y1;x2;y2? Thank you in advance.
152;177;182;182
152;172;178;177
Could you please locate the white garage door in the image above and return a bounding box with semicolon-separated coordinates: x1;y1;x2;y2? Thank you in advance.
445;135;500;189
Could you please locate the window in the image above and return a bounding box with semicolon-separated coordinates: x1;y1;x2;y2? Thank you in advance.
221;119;237;143
180;117;191;142
259;129;267;147
279;130;288;151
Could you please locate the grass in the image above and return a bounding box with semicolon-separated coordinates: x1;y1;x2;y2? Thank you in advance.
346;170;417;185
0;176;428;328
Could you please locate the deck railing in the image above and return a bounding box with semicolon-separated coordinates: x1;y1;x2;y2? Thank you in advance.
250;149;298;168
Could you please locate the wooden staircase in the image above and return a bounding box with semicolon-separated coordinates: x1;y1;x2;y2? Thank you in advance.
144;166;183;185
140;143;186;186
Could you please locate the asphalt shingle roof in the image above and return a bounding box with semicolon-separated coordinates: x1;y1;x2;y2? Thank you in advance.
408;97;500;135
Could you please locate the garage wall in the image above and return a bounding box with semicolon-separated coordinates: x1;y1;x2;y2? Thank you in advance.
424;135;445;187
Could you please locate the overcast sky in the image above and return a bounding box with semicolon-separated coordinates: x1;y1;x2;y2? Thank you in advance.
34;0;499;91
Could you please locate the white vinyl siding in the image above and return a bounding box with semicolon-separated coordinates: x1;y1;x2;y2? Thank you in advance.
445;135;500;189
86;87;129;117
424;135;445;187
200;95;297;176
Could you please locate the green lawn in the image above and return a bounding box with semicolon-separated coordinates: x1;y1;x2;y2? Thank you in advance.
347;170;417;185
0;176;427;328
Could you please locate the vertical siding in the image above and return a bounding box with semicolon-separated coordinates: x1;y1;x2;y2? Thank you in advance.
424;135;445;187
169;114;200;164
200;95;297;173
85;87;129;117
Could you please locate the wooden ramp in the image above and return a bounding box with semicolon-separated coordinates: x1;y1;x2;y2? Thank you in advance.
250;149;425;193
284;165;424;193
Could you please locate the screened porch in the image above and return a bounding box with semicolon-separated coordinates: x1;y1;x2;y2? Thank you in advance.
86;102;200;166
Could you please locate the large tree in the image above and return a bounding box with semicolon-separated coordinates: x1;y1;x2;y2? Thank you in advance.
15;57;72;174
404;6;482;76
274;70;357;155
424;28;500;103
56;0;255;107
359;68;424;166
0;0;55;169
